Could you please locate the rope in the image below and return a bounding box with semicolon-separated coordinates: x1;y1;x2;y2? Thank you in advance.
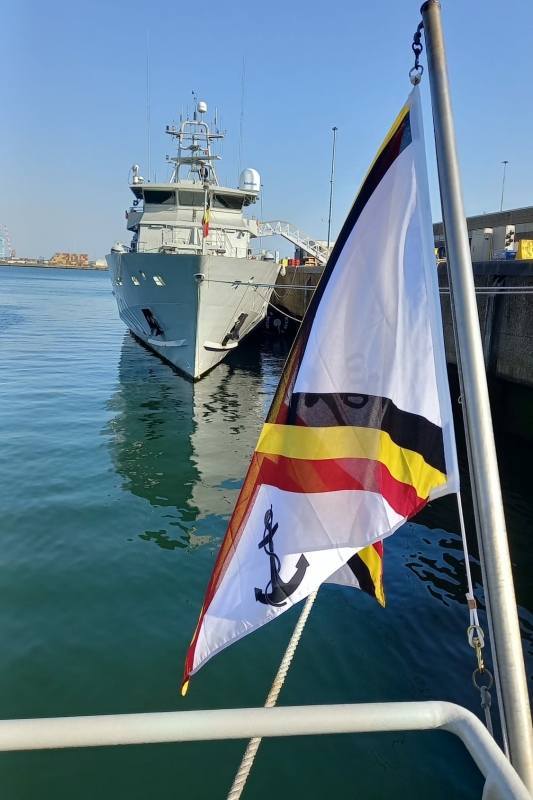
198;277;533;296
266;300;303;324
226;589;318;800
456;492;507;749
203;278;316;290
480;685;494;738
475;531;511;757
449;265;511;758
250;286;304;324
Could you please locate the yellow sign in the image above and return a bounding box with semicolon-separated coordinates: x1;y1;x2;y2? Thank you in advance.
516;240;533;260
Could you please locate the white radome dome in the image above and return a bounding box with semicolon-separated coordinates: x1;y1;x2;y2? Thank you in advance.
239;168;261;193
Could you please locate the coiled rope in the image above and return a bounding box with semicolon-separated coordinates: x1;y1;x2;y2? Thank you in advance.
226;589;318;800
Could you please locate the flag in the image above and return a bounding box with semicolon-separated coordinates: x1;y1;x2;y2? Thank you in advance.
182;86;458;693
326;540;385;607
202;201;210;238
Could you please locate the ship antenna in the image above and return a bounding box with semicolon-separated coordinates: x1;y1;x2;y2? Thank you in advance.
237;48;246;182
146;30;151;182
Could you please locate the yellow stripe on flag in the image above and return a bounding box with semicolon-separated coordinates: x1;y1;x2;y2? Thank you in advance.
357;102;411;193
255;423;446;501
358;545;385;607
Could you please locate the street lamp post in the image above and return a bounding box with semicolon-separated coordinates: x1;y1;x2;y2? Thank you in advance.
500;160;509;212
327;127;338;252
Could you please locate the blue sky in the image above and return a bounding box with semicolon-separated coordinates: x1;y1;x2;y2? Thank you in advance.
2;0;532;259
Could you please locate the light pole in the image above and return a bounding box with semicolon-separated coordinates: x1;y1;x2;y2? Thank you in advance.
259;184;264;256
327;127;338;252
500;160;509;212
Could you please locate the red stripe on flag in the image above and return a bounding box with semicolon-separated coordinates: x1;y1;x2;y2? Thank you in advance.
253;453;425;518
182;452;263;686
183;454;425;688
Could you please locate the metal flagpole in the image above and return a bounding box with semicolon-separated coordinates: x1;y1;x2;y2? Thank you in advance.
327;126;338;252
420;1;533;789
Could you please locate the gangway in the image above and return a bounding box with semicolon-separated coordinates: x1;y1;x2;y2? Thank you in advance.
257;221;330;265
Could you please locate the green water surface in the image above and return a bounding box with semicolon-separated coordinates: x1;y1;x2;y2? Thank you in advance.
1;267;532;799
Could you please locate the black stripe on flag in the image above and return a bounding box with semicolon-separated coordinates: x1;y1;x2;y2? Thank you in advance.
287;392;445;475
265;107;414;427
345;552;377;600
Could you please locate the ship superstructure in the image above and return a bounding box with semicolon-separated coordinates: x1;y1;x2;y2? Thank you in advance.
106;101;279;379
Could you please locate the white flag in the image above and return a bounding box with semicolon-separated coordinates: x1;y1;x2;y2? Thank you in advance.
182;86;458;693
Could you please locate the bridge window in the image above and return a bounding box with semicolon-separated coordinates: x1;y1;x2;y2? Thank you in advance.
213;194;244;210
178;191;205;207
143;190;176;205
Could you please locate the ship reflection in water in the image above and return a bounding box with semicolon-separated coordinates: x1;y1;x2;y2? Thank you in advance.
105;330;290;551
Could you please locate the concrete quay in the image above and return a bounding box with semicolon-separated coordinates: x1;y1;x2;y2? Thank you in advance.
0;260;108;270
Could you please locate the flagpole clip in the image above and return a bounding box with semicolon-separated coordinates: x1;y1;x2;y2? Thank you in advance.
410;21;425;85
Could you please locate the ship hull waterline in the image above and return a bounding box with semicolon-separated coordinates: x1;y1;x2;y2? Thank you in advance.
106;252;280;380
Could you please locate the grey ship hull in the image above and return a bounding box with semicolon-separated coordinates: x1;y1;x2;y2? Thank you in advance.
106;251;280;380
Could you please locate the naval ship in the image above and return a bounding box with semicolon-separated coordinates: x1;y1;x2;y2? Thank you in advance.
106;100;280;380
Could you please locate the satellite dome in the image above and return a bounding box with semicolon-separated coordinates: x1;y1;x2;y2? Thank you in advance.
197;101;208;114
239;168;260;193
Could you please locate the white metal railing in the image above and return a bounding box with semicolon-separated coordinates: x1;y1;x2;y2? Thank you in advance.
257;221;331;265
131;230;249;258
0;702;529;799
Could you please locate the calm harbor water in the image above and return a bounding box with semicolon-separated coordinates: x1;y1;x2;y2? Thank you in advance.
1;266;533;799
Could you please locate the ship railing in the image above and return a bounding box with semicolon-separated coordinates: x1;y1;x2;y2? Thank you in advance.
207;229;241;258
0;701;529;799
206;241;249;259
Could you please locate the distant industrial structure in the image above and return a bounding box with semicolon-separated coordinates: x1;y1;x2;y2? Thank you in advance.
0;224;107;269
433;205;533;262
49;252;90;268
0;225;14;259
0;255;107;270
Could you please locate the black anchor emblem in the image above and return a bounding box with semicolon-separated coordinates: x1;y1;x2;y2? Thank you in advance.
254;505;309;607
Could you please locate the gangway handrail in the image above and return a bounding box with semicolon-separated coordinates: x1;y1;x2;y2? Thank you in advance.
0;701;529;799
257;220;330;265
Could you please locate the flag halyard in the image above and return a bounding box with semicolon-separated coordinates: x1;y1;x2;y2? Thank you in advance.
182;86;458;693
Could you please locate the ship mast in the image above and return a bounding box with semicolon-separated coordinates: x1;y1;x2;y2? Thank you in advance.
165;101;224;186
